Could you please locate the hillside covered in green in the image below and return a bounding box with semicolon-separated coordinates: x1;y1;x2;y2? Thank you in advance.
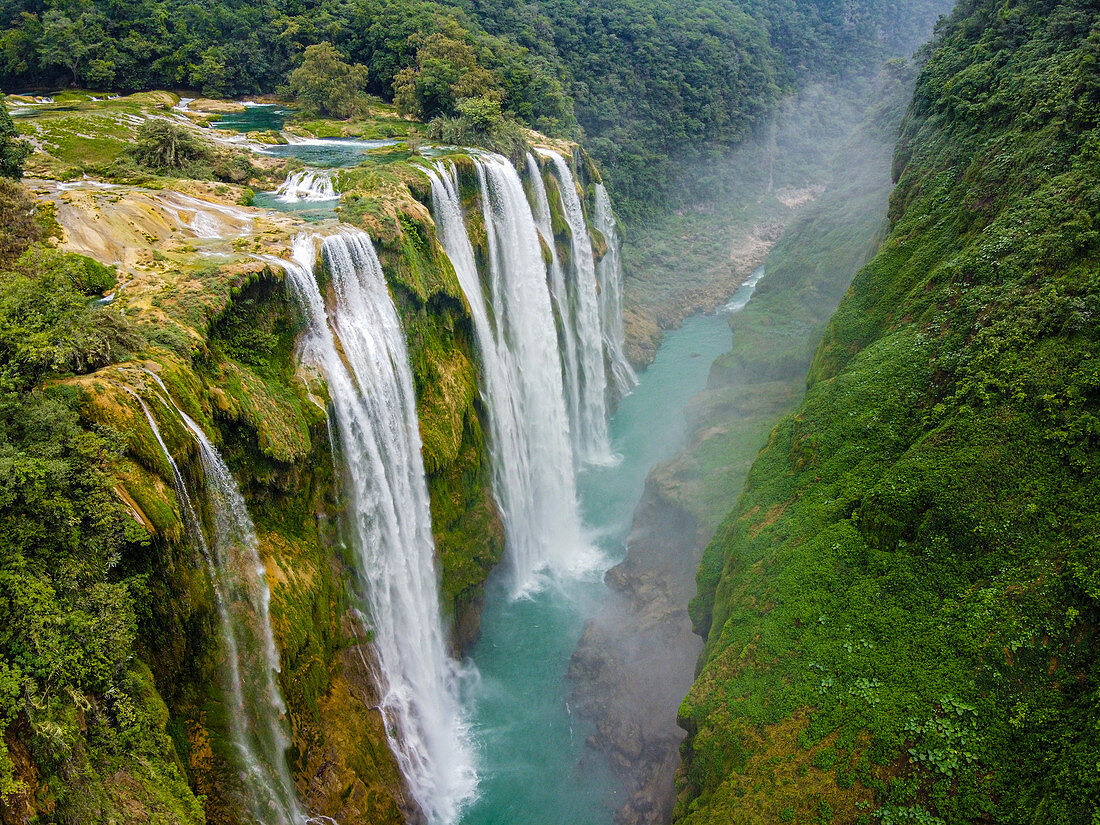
455;0;949;216
0;0;948;217
678;0;1100;821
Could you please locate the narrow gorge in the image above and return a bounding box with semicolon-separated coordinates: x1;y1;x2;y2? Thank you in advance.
1;0;1096;821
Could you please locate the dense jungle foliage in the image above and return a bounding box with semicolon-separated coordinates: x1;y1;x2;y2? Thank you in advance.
0;177;201;816
0;0;578;138
680;0;1100;822
0;0;949;218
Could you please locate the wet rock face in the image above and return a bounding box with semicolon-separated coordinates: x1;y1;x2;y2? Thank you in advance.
568;478;705;825
298;642;412;825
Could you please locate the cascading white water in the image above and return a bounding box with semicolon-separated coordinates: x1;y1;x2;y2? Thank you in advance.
536;150;612;463
125;385;303;825
593;184;638;397
721;264;767;313
279;231;475;825
425;156;595;594
525;153;583;463
275;170;337;202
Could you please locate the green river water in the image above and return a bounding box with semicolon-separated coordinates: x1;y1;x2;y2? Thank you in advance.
459;292;754;824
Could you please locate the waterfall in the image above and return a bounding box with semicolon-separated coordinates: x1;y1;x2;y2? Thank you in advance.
275;170;337;202
425;155;595;594
536;150;612;463
125;385;303;825
279;230;475;825
525;153;583;464
593;183;637;397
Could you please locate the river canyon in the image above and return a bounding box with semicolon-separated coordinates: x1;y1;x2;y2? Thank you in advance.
6;1;1089;817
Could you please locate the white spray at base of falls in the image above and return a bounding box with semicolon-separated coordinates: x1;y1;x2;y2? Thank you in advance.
593;183;638;397
275;170;337;202
125;385;304;825
280;230;476;825
426;156;598;595
536;150;612;464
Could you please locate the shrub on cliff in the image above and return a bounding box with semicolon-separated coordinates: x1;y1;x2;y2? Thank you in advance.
129;119;210;174
0;180;40;267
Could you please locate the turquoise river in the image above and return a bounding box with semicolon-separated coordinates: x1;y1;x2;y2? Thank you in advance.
459;274;763;824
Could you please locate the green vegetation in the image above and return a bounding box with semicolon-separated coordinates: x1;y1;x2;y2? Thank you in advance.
656;65;908;558
0;104;28;179
680;0;1100;822
130;120;211;174
0;137;427;816
0;0;576;148
4;91;270;185
621;69;911;366
0;179;41;266
453;0;950;218
0;0;947;220
285;43;370;119
0;198;200;818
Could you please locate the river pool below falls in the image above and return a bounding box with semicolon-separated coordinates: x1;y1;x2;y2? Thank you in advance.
459;275;763;825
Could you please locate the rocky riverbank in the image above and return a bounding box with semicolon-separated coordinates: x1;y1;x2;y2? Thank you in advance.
568;464;708;824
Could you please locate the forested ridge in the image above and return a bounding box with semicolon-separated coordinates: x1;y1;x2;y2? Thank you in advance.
0;0;949;217
453;0;949;214
680;0;1100;820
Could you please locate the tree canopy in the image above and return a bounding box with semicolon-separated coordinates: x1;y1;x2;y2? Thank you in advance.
286;42;370;119
0;104;29;179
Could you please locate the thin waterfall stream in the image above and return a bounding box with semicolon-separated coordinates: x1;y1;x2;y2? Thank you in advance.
124;384;304;824
537;149;612;465
526;152;584;462
592;183;637;398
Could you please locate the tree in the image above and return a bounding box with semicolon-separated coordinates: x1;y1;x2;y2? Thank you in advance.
0;180;40;267
38;9;105;85
456;96;503;130
0;246;139;391
191;46;231;98
0;104;29;179
286;42;369;119
129;119;209;172
393;31;502;121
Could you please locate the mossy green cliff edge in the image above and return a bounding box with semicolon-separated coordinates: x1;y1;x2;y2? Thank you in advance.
677;0;1100;822
0;94;610;823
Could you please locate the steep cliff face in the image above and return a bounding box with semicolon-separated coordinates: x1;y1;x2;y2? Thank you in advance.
0;98;614;821
679;2;1100;822
21;258;414;824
